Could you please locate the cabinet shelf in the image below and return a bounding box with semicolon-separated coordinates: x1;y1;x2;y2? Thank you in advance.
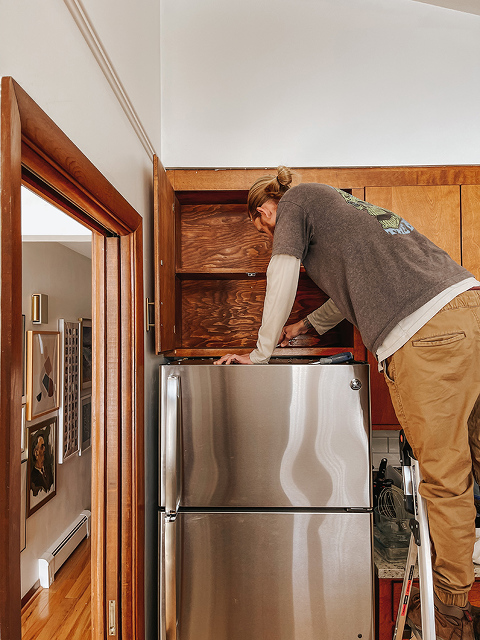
176;270;266;280
165;346;357;359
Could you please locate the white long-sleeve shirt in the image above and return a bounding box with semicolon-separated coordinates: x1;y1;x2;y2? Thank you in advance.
249;254;479;365
249;255;344;363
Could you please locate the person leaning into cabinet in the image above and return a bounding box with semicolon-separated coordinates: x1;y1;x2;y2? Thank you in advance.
215;165;480;640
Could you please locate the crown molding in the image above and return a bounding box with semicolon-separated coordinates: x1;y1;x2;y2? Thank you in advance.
64;0;156;159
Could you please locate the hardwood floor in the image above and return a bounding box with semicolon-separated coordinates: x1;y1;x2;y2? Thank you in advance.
21;536;91;640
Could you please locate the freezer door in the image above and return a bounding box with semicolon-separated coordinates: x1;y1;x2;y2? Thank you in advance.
160;364;371;509
159;511;374;640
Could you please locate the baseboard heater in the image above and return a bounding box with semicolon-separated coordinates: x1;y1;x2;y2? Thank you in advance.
38;510;91;588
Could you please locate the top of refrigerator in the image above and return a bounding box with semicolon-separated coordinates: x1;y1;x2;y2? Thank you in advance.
159;362;371;510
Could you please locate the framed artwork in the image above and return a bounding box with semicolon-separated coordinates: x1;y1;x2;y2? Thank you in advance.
79;394;92;454
26;331;60;421
20;460;27;552
58;319;80;463
22;314;26;402
27;416;57;517
79;318;92;392
21;403;27;461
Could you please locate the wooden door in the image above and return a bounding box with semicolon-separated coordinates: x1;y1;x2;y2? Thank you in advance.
365;185;461;262
154;156;176;354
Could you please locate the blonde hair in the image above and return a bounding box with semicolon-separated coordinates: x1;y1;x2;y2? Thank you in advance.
247;166;294;221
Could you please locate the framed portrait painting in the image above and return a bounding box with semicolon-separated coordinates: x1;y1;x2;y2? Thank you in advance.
26;331;60;421
79;394;92;455
79;318;92;392
27;417;57;517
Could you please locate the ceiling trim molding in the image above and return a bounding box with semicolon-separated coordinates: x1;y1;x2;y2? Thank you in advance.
63;0;156;159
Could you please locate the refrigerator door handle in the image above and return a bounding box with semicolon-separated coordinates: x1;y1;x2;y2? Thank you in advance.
165;374;181;516
164;516;177;640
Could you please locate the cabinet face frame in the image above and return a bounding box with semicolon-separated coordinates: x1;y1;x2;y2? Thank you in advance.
0;77;145;640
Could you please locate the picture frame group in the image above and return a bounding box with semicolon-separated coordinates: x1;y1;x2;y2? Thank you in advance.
21;316;92;521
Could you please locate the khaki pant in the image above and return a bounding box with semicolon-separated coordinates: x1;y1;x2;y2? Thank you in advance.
384;289;480;607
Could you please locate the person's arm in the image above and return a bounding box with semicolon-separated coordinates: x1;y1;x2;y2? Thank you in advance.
215;254;300;365
279;298;344;346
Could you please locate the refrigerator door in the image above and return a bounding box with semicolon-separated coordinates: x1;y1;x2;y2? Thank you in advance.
160;510;374;640
160;364;371;509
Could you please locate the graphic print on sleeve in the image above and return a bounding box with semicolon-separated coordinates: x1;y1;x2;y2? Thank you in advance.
333;188;414;235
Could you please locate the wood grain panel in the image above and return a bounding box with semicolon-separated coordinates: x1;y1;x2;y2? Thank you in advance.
169;166;480;192
154;155;176;353
91;233;106;640
0;75;23;640
179;204;271;272
105;238;121;637
120;229;145;640
367;351;399;428
180;277;352;349
365;186;461;263
462;185;480;279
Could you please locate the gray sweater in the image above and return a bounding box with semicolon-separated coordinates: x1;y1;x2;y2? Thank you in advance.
272;183;472;354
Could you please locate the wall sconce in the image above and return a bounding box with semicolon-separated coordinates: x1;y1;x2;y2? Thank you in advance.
31;294;48;324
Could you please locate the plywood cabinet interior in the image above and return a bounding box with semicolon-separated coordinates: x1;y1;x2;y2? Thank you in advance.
154;173;365;358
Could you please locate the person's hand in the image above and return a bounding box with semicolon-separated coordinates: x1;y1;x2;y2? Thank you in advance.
279;319;310;347
214;353;253;365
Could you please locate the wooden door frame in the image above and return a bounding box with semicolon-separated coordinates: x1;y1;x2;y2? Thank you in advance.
0;77;145;639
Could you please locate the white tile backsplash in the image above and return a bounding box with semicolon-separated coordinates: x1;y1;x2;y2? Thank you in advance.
372;430;401;469
372;437;388;453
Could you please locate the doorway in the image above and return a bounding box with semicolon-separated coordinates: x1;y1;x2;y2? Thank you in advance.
20;186;92;635
0;77;145;640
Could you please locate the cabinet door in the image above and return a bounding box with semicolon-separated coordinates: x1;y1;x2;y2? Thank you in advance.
365;185;461;263
154;156;176;354
365;186;461;428
461;185;480;279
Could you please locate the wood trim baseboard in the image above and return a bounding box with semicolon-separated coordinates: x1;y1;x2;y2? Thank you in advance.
20;581;40;610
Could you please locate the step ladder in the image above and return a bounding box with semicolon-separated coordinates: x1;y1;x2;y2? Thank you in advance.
393;430;436;640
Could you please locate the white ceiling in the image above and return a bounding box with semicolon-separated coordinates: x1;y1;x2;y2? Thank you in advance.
21;186;92;259
410;0;480;16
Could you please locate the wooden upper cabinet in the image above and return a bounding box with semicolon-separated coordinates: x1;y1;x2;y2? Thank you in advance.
365;186;461;264
153;177;364;358
461;186;480;279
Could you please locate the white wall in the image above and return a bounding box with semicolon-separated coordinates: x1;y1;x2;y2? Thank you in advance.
0;1;161;634
21;242;92;597
160;0;480;168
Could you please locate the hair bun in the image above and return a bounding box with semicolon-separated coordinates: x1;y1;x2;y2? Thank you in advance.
276;166;293;187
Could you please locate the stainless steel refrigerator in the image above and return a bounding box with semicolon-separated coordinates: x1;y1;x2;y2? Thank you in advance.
159;361;373;640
